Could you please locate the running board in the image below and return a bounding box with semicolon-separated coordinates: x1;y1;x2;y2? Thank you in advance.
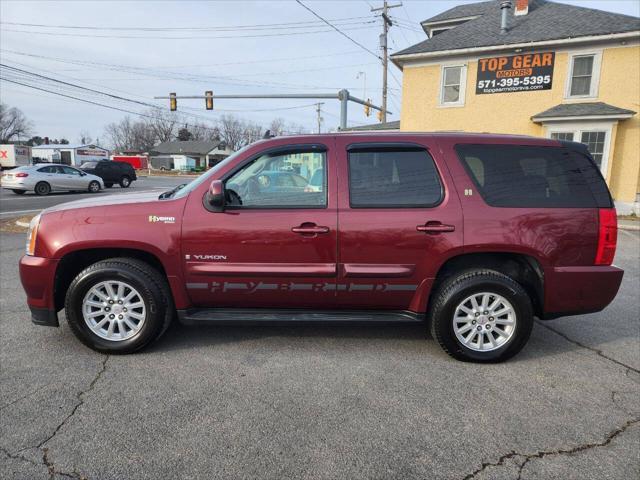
177;308;424;326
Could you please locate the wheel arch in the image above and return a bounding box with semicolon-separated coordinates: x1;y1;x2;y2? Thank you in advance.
53;247;170;312
429;252;544;317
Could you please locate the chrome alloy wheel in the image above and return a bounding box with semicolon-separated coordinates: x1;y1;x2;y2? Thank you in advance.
453;292;516;352
82;280;146;341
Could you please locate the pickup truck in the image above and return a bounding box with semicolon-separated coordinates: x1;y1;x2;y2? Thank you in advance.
19;133;622;362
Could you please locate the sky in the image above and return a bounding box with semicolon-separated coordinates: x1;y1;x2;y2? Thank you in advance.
1;0;638;145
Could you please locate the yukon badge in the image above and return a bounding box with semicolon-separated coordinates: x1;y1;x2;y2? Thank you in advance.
185;254;227;261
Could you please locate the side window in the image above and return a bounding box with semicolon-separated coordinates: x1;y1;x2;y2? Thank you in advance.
62;166;81;175
455;144;607;208
225;149;326;208
37;166;52;174
348;147;442;208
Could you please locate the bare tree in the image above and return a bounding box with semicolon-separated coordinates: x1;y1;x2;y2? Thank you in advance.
78;130;92;145
269;118;286;136
189;121;219;141
217;114;247;151
104;116;156;152
0;103;33;142
242;121;264;146
144;108;179;144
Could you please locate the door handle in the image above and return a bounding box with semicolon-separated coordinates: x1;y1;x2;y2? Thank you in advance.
292;223;330;235
417;222;455;234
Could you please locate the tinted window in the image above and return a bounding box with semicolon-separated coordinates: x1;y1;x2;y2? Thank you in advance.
225;149;326;208
455;145;608;208
348;148;442;208
37;166;54;173
81;162;97;168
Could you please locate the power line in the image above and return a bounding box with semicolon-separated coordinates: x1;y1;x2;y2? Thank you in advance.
1;48;366;70
295;0;382;60
0;52;362;91
1;24;377;40
0;16;373;31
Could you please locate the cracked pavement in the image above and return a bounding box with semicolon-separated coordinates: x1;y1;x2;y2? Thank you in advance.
1;230;638;479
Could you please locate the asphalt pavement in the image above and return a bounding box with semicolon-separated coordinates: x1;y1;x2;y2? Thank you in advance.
0;175;188;217
0;229;638;479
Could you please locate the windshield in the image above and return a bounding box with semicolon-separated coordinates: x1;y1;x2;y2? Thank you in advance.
169;144;253;200
81;162;97;168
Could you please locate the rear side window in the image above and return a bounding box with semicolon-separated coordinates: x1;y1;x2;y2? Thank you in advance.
348;147;442;208
455;144;611;208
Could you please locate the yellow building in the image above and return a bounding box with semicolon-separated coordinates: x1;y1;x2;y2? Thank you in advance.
391;0;640;213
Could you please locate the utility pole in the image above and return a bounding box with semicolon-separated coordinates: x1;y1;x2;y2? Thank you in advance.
315;102;324;134
371;1;402;123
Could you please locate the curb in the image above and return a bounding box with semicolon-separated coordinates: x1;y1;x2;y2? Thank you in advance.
619;224;640;232
15;220;30;228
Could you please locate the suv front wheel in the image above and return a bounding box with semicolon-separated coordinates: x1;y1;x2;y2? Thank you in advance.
429;269;533;363
119;176;131;188
64;258;173;353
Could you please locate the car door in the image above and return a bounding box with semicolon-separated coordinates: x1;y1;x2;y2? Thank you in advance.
60;165;86;190
334;136;463;312
181;142;338;309
36;166;63;190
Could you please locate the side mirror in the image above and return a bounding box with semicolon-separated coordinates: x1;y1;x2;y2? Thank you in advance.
206;180;225;212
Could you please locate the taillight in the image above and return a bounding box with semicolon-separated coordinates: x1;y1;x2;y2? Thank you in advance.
15;172;29;178
595;208;617;266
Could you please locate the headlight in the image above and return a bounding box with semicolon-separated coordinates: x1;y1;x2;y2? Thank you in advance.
25;214;41;256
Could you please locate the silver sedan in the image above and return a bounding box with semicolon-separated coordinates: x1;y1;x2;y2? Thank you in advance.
1;164;105;195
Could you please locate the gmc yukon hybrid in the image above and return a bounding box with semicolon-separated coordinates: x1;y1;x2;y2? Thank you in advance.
19;133;623;362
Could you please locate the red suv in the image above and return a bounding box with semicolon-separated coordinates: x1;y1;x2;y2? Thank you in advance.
19;133;622;362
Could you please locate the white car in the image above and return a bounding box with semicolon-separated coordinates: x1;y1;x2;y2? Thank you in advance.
1;164;104;195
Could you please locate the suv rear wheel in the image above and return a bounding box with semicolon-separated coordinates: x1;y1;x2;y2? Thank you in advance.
429;269;533;363
119;176;131;188
64;258;173;353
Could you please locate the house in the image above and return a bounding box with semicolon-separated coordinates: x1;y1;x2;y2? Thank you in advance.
31;144;109;166
150;140;233;169
391;0;640;213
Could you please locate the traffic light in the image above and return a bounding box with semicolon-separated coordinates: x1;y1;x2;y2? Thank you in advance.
169;92;177;111
364;99;371;117
205;91;213;110
377;110;383;122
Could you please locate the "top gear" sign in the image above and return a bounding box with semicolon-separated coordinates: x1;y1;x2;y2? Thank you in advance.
476;52;555;95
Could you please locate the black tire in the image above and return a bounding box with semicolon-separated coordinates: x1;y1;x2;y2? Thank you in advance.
428;269;533;363
11;189;26;195
119;176;131;188
34;181;51;196
64;258;174;354
88;180;101;193
104;182;113;188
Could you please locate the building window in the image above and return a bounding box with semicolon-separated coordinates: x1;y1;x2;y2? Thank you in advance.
440;65;466;106
550;132;575;142
580;131;606;168
566;52;601;98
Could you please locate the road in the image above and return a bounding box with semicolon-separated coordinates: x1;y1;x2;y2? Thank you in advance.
0;175;188;217
0;230;638;479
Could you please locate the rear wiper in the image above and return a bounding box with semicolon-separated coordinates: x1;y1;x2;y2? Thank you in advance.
159;183;186;199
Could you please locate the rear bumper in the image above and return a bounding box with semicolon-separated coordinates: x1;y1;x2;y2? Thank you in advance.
19;255;60;326
542;265;624;318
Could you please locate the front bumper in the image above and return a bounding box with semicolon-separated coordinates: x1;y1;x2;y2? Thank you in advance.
19;255;60;327
542;265;624;318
